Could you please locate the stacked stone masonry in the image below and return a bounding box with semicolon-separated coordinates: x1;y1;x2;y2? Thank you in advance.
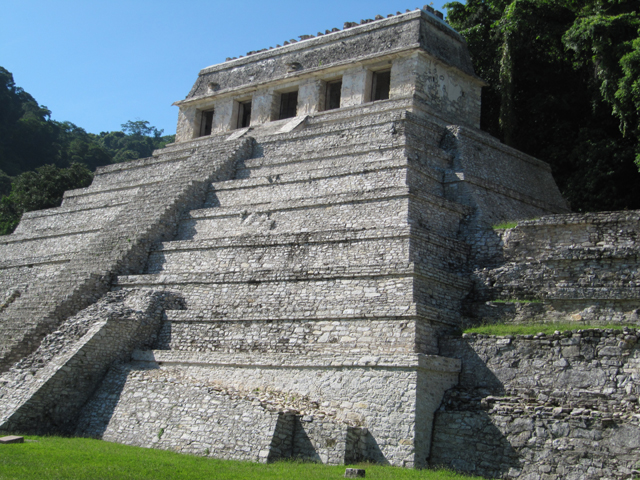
0;7;638;479
432;330;640;479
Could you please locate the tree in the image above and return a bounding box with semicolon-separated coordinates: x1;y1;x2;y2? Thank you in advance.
98;123;175;163
0;163;93;235
444;0;640;212
121;119;164;138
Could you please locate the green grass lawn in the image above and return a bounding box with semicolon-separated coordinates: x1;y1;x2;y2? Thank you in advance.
0;435;483;480
464;322;632;336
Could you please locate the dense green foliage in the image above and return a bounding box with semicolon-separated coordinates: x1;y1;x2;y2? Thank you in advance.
445;0;640;211
0;163;94;235
0;66;175;234
0;435;482;480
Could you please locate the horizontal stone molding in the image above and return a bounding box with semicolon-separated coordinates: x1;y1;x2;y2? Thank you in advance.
132;349;461;373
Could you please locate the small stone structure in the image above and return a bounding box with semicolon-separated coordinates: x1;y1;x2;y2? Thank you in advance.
0;7;637;478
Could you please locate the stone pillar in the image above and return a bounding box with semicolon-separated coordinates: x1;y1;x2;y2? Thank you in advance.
390;54;418;99
212;98;235;133
297;79;324;115
340;67;372;108
252;91;277;125
175;106;198;142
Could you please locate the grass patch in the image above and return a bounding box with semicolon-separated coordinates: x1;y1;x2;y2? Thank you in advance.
491;221;518;230
464;322;632;336
0;434;484;480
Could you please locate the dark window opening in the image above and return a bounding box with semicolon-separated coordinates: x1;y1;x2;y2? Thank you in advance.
372;70;391;101
325;80;342;110
279;91;298;120
237;101;252;129
200;109;214;136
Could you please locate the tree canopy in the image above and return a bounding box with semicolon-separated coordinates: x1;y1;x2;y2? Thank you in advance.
0;66;175;235
445;0;640;211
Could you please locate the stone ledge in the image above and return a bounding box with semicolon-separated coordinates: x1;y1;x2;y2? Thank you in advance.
551;287;640;300
19;202;125;221
153;226;412;252
0;228;101;247
184;187;411;220
131;349;461;373
161;306;418;323
518;210;640;227
214;158;406;192
117;261;469;290
0;254;70;270
161;301;460;326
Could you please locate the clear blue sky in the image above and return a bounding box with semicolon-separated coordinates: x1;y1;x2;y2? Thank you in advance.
1;1;452;136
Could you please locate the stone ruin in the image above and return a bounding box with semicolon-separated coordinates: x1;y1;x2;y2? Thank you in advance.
0;7;639;479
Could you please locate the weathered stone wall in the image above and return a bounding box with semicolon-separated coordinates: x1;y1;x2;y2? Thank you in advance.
0;289;177;434
77;351;459;468
175;10;484;141
432;329;640;479
468;211;640;326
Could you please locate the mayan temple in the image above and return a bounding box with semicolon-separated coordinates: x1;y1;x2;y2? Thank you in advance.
1;7;639;479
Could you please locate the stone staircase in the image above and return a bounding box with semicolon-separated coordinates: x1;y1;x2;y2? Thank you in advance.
0;137;253;372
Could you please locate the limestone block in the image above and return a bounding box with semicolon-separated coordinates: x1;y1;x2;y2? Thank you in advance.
414;54;482;127
298;79;323;115
341;67;372;107
175;106;198;142
390;54;418;99
252;91;277;125
212;97;235;133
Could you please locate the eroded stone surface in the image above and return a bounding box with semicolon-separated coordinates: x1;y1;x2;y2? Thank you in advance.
0;6;636;478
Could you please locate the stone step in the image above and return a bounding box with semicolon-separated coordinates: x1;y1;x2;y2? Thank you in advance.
208;167;413;209
132;349;459;370
227;155;406;190
155;316;421;356
239;140;450;178
0;251;71;271
61;184;145;209
0;229;102;262
161;299;463;327
236;149;401;180
147;227;411;274
176;188;468;241
12;203;124;237
158;305;460;354
115;263;470;320
210;160;446;209
177;187;409;240
89;154;186;190
147;226;468;276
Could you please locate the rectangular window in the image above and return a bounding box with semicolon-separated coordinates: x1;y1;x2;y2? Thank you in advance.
325;80;342;110
237;101;252;129
371;70;391;101
279;91;298;120
199;109;214;136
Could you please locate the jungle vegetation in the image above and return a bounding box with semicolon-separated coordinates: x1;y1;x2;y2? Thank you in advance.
0;66;174;234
